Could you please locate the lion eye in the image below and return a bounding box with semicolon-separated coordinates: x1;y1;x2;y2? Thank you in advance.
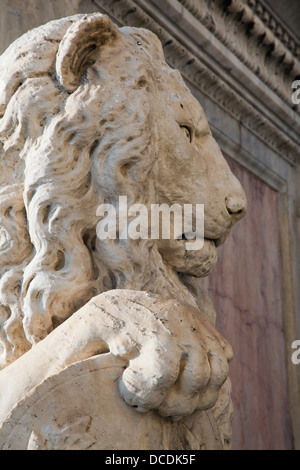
181;126;192;142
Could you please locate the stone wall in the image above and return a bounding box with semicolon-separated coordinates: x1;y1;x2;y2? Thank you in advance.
0;0;97;54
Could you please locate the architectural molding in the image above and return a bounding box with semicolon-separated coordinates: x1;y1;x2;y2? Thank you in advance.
209;122;287;193
178;0;300;104
251;0;300;58
93;0;300;166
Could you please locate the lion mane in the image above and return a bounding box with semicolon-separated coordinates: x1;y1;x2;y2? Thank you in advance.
0;14;215;369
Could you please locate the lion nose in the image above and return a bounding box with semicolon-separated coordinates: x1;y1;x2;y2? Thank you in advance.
225;193;247;219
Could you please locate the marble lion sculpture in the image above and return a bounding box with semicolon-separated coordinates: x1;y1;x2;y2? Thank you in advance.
0;13;246;450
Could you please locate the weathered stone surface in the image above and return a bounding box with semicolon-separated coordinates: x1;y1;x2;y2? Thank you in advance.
0;292;234;450
0;354;226;450
0;13;246;449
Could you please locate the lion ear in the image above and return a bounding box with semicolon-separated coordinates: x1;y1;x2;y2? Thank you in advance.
55;13;120;92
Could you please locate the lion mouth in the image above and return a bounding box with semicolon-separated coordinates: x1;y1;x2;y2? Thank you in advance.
157;231;229;278
180;229;229;249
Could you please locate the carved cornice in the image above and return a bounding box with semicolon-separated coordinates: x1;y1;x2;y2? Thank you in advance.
249;0;300;59
178;0;300;107
93;0;300;166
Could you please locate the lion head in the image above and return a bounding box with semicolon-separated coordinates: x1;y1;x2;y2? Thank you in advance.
0;13;246;368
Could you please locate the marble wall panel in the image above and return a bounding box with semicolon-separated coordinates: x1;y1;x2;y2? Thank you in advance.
201;157;293;449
